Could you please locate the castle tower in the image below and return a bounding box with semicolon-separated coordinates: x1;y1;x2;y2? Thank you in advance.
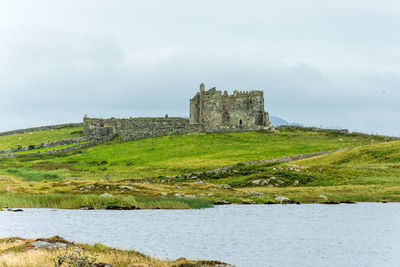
190;83;204;123
190;84;270;128
200;83;205;92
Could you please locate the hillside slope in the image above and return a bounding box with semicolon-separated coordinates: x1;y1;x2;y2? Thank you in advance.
298;141;400;165
208;141;400;203
0;126;83;151
0;129;390;179
0;127;398;208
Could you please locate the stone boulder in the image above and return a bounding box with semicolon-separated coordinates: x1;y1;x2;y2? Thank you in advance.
31;241;67;249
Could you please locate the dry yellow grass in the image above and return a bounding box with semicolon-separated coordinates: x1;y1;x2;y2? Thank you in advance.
0;237;230;267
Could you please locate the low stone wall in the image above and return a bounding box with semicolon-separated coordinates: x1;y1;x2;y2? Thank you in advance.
276;125;349;134
0;152;41;159
241;148;349;165
83;117;268;141
0;136;89;155
43;136;113;154
0;136;113;158
0;123;83;137
164;148;349;181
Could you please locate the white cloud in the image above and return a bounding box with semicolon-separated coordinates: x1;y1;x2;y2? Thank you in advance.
0;0;399;135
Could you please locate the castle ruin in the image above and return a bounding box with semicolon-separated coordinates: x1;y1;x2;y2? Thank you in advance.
83;84;271;141
190;83;270;128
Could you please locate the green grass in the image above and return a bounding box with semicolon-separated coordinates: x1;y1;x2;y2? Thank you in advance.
5;141;88;155
292;141;400;186
203;141;400;188
189;140;400;203
4;167;65;181
0;129;391;180
0;127;399;208
299;141;400;165
0;126;83;151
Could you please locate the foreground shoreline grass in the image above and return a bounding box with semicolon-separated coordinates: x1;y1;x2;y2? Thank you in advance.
0;236;232;267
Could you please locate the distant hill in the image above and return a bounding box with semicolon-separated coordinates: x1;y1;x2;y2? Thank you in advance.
270;116;303;127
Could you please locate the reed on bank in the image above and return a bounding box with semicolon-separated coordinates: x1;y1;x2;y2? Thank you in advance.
0;193;213;210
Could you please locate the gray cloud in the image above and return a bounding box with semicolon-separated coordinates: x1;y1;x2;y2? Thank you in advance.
0;0;399;135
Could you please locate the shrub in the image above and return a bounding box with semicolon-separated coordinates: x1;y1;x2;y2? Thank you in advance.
53;248;97;267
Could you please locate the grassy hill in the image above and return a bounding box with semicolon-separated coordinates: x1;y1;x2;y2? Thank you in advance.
0;128;390;179
209;140;400;203
0;126;398;208
294;141;400;189
0;126;83;151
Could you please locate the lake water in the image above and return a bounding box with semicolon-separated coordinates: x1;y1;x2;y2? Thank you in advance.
1;204;400;267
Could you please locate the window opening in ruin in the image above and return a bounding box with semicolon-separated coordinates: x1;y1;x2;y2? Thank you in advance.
239;119;242;125
222;112;230;126
256;111;263;126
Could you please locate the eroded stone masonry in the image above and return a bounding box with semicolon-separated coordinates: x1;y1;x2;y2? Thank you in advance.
83;84;271;141
190;83;270;128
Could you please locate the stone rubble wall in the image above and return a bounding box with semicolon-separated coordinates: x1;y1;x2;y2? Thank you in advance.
240;148;349;165
43;136;114;154
0;152;41;159
0;136;90;155
0;123;83;137
276;125;349;134
0;136;113;158
165;148;349;181
83;117;270;141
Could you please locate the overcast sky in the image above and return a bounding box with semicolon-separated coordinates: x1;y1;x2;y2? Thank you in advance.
0;1;399;135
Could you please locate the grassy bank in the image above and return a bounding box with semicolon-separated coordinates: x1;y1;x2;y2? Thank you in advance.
0;129;391;179
0;127;83;151
0;127;399;208
0;236;230;267
4;142;89;156
0;194;213;210
206;140;400;203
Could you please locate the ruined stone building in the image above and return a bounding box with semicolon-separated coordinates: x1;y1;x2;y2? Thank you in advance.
83;83;271;141
190;83;270;128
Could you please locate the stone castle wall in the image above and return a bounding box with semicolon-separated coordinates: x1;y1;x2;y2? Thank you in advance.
84;117;198;141
83;84;271;141
83;117;266;141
